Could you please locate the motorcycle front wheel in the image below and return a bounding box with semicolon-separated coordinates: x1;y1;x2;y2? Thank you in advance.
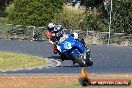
71;54;86;67
85;58;93;66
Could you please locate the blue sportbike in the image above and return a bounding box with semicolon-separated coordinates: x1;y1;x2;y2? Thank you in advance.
56;34;93;67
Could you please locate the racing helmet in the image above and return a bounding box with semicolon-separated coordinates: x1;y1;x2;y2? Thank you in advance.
54;25;62;32
48;23;55;32
72;32;78;39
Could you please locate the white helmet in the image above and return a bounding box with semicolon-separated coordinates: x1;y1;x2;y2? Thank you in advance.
72;32;78;39
48;23;55;32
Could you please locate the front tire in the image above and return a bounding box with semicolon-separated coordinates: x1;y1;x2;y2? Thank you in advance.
71;54;86;67
85;52;93;66
85;58;93;66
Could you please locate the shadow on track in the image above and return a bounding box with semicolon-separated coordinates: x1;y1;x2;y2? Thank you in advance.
48;56;83;67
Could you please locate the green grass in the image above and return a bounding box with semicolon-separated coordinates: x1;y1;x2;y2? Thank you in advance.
25;85;43;88
0;52;47;70
0;24;12;33
0;17;11;33
55;83;132;88
0;17;8;24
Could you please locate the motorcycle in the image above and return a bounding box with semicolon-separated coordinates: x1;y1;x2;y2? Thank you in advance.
45;31;93;67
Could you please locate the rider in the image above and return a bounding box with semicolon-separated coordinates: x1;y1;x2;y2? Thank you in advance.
48;23;62;33
45;23;63;54
46;23;63;44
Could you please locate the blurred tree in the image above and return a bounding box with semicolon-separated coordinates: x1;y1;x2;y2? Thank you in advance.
0;0;5;11
5;2;14;15
0;0;13;11
84;0;132;33
111;0;132;33
8;0;64;26
84;12;108;32
84;0;103;9
52;9;85;30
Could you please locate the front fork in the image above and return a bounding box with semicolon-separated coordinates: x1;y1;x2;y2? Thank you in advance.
81;49;92;65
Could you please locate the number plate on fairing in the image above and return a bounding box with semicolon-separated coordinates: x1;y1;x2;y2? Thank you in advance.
64;42;72;49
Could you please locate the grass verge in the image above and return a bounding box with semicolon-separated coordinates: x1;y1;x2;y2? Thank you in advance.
0;17;8;24
0;52;47;70
0;75;131;88
55;83;132;88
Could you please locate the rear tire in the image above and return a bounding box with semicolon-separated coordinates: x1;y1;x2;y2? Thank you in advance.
60;54;67;61
71;54;86;67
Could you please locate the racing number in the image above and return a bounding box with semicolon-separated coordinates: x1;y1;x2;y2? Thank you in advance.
64;42;72;49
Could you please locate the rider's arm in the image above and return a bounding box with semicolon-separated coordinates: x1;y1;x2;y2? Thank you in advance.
48;39;54;45
45;31;55;45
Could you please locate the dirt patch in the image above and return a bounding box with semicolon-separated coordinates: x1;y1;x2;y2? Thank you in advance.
0;74;132;88
0;75;78;88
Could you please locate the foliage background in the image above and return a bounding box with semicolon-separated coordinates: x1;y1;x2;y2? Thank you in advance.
8;0;64;26
0;0;132;33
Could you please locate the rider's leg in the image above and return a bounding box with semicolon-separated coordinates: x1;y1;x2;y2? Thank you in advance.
52;46;57;54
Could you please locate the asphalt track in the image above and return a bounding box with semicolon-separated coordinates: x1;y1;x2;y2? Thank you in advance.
0;40;132;74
